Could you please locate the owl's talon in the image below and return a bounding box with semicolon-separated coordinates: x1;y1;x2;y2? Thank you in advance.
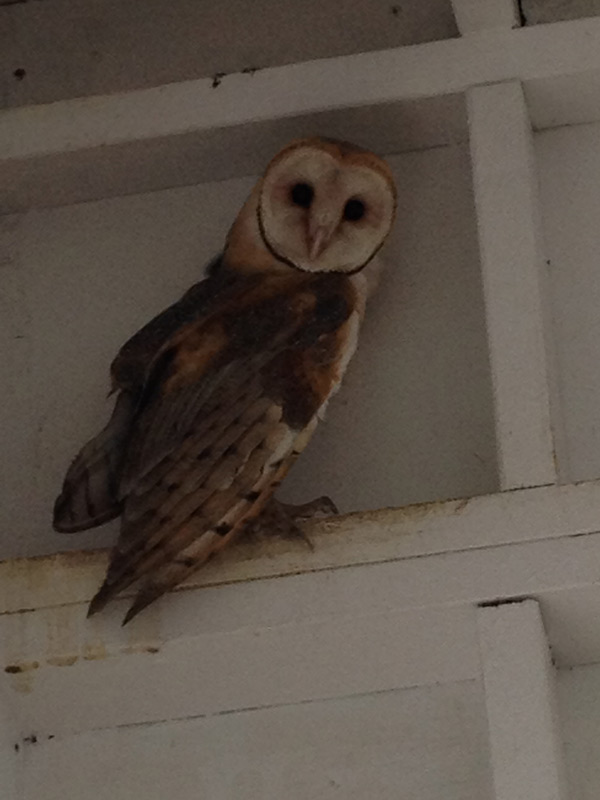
278;495;339;519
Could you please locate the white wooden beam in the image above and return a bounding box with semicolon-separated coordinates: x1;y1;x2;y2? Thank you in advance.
6;14;600;164
5;477;600;615
3;605;480;738
4;17;600;210
4;531;600;736
468;81;556;490
451;0;521;34
477;600;567;800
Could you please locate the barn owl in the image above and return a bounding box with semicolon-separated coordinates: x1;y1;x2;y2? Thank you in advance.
53;137;397;624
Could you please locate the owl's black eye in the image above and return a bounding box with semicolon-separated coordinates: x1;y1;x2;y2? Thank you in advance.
343;198;365;221
290;182;314;208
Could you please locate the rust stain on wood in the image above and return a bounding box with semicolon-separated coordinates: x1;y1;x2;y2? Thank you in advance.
4;660;39;674
83;641;108;661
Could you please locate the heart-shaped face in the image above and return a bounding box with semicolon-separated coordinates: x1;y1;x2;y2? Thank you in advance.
257;137;397;275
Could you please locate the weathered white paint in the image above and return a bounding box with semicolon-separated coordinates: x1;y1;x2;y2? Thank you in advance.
3;478;600;616
20;682;492;800
478;601;567;800
6;18;600;210
3;508;600;793
2;604;481;738
450;0;520;33
468;82;556;489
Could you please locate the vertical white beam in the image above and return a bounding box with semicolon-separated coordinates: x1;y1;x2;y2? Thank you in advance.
477;600;567;800
468;81;556;490
451;0;521;34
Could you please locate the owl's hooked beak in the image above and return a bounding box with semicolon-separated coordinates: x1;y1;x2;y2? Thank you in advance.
307;222;335;261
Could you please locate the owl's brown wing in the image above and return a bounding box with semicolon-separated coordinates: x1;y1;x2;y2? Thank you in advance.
88;272;357;624
52;259;245;533
52;391;136;532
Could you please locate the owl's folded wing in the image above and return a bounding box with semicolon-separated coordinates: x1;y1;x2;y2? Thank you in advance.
89;273;355;623
52;261;245;533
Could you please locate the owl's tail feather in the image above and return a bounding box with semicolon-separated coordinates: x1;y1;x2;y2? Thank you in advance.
53;392;136;533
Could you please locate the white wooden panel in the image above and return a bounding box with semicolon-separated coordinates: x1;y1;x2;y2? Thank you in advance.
3;604;479;737
21;682;492;800
468;82;556;489
0;145;495;560
536;121;600;484
451;0;520;33
558;662;600;800
5;531;600;737
478;601;567;800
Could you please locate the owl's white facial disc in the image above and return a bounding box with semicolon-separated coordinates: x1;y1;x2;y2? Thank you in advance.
258;142;396;274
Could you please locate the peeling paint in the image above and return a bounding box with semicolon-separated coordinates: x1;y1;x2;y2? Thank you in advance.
316;497;472;530
46;654;78;667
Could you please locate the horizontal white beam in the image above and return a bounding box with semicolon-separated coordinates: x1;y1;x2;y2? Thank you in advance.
468;81;556;489
2;605;480;737
4;528;600;734
4;477;600;615
478;600;567;800
5;15;600;163
2;18;600;211
451;0;521;34
5;528;600;668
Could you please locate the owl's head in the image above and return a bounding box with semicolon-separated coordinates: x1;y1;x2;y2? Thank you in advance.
254;138;396;274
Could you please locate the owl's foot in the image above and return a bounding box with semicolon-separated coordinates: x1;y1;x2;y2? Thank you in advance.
247;496;338;550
